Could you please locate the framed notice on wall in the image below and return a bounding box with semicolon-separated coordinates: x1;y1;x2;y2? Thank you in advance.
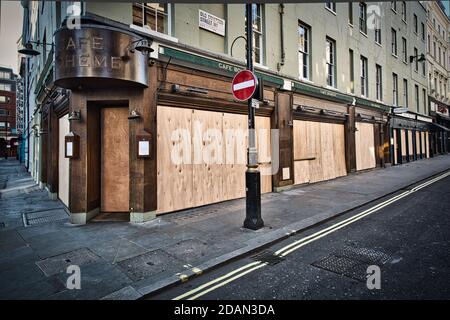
199;10;225;36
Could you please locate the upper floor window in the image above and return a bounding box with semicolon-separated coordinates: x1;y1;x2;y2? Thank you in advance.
0;109;9;115
403;78;408;108
402;37;407;63
132;3;170;35
393;73;398;106
359;2;367;34
401;1;406;21
348;3;353;25
391;1;397;12
375;26;382;45
360;55;368;97
415;85;419;112
0;84;11;91
414;47;418;72
413;14;418;34
326;37;336;87
391;28;397;56
325;1;336;13
251;4;264;65
421;23;425;41
0;71;11;79
298;22;310;80
376;64;382;101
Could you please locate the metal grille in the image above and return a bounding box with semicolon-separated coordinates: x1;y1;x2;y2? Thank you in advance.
23;209;69;226
252;250;285;266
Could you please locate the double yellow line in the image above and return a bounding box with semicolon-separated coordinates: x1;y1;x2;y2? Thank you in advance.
173;170;450;300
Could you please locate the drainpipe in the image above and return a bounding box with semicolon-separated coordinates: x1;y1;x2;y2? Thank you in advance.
277;3;285;72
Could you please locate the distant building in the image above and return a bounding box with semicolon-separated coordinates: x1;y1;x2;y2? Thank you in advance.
0;66;18;158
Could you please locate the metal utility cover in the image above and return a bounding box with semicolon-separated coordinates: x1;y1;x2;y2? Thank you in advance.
36;248;100;277
23;209;69;227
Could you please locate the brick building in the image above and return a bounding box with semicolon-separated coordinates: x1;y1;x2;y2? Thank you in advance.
0;66;18;158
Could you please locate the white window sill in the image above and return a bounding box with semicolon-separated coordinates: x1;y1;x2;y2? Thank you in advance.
130;24;179;43
254;63;269;71
298;77;314;85
392;53;398;59
375;41;382;48
360;31;368;38
325;85;339;92
325;7;337;16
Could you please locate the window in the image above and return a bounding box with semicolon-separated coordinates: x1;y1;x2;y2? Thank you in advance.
251;4;264;65
414;47;418;72
298;22;310;80
348;3;353;25
0;109;9;115
422;55;426;76
376;64;382;101
401;1;406;21
428;35;431;53
402;37;407;62
415;85;419;112
360;55;368;97
0;83;11;91
433;39;436;57
132;3;170;35
403;79;408;108
326;2;336;13
359;2;367;34
375;26;382;45
349;49;354;93
421;23;425;41
422;88;427;113
326;37;336;87
391;28;397;56
0;96;7;103
0;71;11;79
391;1;397;12
438;46;441;65
393;73;398;106
413;14;418;34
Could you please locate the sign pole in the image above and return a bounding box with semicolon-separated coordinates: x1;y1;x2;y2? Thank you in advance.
244;3;263;230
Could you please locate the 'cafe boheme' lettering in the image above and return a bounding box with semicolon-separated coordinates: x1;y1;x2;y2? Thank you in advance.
58;36;123;70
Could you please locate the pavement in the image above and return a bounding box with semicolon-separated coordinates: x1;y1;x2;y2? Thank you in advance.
0;155;450;300
151;172;450;300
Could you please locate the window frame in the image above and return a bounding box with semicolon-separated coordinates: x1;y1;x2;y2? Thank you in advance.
393;73;398;106
251;3;264;66
360;55;368;97
326;37;336;88
298;21;311;80
132;3;172;36
359;2;367;35
325;1;337;13
376;64;383;101
403;78;408;108
391;28;398;57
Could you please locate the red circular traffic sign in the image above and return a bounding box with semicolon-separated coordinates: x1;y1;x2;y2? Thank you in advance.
231;70;258;101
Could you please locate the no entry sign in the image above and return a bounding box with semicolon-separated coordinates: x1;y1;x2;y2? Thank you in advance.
232;70;258;101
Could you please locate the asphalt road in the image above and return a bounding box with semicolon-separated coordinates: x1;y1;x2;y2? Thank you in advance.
149;172;450;300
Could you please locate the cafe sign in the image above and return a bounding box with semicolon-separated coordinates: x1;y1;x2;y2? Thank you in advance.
54;25;148;88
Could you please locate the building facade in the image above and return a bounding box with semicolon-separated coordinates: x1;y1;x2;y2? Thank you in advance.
426;0;450;155
0;66;18;158
19;1;438;224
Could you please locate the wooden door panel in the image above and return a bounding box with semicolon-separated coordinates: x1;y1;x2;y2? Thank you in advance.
101;108;129;212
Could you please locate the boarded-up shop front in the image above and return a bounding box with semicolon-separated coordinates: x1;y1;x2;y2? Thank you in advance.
355;122;376;171
292;94;347;185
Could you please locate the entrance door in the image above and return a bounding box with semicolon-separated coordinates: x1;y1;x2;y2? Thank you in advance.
101;107;129;212
58;114;70;207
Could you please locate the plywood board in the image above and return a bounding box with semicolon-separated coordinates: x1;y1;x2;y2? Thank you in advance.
426;131;430;158
415;131;421;156
157;106;193;213
101;108;129;212
192;109;224;207
401;130;407;156
293;120;346;185
256;116;272;193
58;114;70;207
408;130;414;156
355;122;376;171
222;113;247;201
393;130;398;165
421;132;426;156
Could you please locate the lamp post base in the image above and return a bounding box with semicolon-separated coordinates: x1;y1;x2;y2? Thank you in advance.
244;169;264;230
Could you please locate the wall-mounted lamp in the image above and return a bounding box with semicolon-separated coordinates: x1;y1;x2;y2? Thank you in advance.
409;53;426;63
128;109;141;120
18;41;53;56
68;110;81;121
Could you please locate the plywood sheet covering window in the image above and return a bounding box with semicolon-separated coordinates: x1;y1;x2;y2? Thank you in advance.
157;107;193;213
421;132;426;156
101;108;129;212
157;106;272;214
393;130;398;165
415;131;421;156
58;114;70;207
401;130;407;156
425;131;430;158
408;130;414;156
293;120;346;185
355;122;376;171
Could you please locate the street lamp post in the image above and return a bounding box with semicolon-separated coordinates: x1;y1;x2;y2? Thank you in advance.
244;3;264;230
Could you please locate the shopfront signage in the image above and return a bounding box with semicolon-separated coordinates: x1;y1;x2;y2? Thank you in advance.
437;105;449;116
54;25;148;88
199;10;225;36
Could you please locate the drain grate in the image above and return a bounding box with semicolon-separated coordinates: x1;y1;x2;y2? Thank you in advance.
339;246;392;265
23;209;69;226
252;250;285;266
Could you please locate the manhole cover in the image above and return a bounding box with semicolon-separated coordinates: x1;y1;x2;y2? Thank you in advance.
340;246;392;265
163;239;210;264
36;248;100;277
252;250;285;266
312;254;368;282
117;249;184;282
23;209;69;226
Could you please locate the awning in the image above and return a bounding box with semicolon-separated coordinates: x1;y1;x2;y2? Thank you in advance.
427;122;450;132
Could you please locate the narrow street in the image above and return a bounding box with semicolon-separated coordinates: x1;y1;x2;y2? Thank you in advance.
150;172;450;300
